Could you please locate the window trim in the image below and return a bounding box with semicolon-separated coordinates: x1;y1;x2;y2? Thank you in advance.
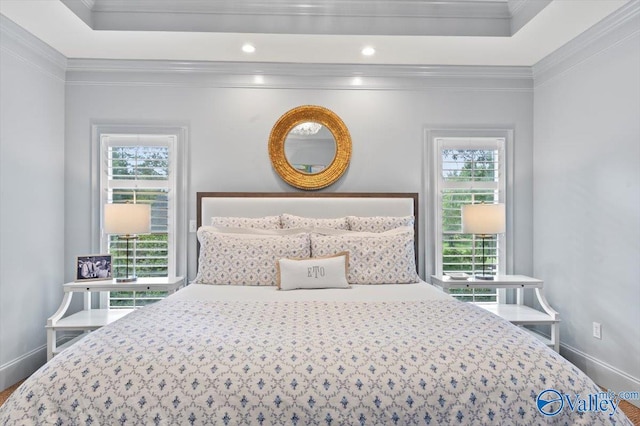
91;124;188;305
423;128;514;282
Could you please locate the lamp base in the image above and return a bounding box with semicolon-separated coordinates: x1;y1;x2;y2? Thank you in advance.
115;276;138;283
473;274;495;280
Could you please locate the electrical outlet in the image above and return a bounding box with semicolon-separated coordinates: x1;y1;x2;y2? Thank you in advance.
189;220;197;233
592;322;602;339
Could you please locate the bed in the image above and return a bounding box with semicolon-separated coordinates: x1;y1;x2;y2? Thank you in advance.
0;192;632;425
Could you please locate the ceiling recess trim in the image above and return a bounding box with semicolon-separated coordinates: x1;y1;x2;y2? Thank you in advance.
60;0;550;37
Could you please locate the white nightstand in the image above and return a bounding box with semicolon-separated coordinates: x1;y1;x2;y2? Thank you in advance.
430;274;560;352
46;276;185;360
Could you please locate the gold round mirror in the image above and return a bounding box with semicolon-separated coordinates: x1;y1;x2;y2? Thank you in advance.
269;105;351;190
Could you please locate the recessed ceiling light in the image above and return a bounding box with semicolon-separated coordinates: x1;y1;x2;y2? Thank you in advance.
352;76;363;86
361;46;375;56
242;43;256;53
254;75;264;84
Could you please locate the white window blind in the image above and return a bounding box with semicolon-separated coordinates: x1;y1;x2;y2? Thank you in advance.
436;137;506;302
100;134;176;308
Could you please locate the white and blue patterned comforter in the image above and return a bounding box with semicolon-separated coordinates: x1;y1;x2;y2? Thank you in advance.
1;298;632;425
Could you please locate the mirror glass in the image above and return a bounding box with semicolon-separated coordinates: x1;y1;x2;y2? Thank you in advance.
284;122;336;174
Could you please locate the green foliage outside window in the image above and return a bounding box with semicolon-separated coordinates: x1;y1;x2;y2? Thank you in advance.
106;143;171;308
441;148;501;302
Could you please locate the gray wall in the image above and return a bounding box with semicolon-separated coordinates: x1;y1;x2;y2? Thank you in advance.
63;66;534;283
0;17;66;388
533;5;640;391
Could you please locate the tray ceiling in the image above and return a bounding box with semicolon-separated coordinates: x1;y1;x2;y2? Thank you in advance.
0;0;629;65
62;0;533;37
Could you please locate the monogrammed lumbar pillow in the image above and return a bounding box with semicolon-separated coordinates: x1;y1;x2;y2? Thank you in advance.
277;252;350;291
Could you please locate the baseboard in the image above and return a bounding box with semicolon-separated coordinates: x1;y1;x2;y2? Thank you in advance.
524;326;639;408
561;342;640;409
0;344;46;391
0;334;77;392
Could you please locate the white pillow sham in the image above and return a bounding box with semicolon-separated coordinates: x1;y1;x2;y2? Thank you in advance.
201;226;304;236
194;228;310;286
277;252;350;291
210;215;281;229
202;226;353;237
347;215;414;232
310;226;419;284
281;214;349;230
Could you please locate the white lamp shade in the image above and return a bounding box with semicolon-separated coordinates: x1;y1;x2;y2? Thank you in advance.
104;203;151;235
462;203;506;235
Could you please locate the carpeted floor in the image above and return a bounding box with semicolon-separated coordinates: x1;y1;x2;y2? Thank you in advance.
1;380;639;424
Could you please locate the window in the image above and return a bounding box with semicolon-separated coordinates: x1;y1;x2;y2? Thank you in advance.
433;136;508;302
100;133;176;308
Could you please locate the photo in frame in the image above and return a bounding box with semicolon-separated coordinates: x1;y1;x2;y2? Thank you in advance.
76;254;112;282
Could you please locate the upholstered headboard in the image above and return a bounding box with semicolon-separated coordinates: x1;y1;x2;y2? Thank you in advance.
196;192;419;264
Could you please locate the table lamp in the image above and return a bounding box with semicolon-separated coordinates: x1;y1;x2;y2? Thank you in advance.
104;203;151;282
461;203;505;280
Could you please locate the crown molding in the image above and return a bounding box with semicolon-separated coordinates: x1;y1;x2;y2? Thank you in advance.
65;59;533;91
0;15;67;81
533;0;640;87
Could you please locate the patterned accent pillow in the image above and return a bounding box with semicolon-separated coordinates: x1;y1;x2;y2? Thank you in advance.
277;252;350;291
211;215;281;229
281;214;348;230
310;227;419;284
347;215;414;232
194;229;310;285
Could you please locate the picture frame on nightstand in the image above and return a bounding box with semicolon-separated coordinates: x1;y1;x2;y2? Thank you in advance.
76;254;112;281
